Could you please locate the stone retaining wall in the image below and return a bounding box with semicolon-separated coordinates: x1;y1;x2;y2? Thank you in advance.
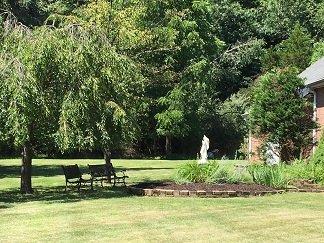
286;188;324;193
128;186;285;198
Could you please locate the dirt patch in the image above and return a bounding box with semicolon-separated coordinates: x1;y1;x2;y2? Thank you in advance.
132;181;276;193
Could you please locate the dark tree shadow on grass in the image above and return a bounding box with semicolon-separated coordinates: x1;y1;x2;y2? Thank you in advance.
0;163;175;207
0;165;77;179
0;165;175;179
130;178;173;188
0;178;175;208
120;167;174;171
0;185;133;206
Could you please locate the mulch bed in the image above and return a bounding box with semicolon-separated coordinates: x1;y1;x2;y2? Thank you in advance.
291;179;324;190
287;179;324;192
129;180;324;197
132;181;276;193
129;181;284;197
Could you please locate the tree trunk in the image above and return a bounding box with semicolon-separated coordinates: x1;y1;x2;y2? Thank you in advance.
103;148;112;183
165;135;171;156
280;144;294;164
153;137;157;155
20;143;33;194
103;148;112;165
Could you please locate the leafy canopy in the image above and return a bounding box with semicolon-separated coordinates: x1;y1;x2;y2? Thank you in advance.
0;23;66;151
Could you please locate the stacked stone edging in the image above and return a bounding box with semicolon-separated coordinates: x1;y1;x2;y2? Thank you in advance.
286;188;324;193
128;186;285;198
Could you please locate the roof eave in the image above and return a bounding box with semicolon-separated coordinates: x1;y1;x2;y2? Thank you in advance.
306;79;324;89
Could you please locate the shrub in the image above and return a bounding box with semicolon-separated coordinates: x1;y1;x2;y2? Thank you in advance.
285;160;315;182
313;165;324;183
306;134;324;184
209;167;230;183
208;167;251;184
269;159;324;186
229;170;252;184
250;67;315;162
176;161;251;184
310;133;324;166
176;161;220;183
248;164;289;189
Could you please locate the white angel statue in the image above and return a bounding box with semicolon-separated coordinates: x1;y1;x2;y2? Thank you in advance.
199;135;210;164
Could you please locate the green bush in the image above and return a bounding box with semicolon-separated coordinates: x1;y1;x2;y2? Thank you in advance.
228;170;252;184
269;159;324;186
310;135;324;166
248;164;289;189
209;167;230;183
208;167;251;184
313;166;324;183
250;67;315;162
176;161;220;183
305;134;324;184
285;160;315;182
176;161;251;184
310;134;324;182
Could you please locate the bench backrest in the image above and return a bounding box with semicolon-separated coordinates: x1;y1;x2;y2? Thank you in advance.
88;164;115;177
62;164;82;180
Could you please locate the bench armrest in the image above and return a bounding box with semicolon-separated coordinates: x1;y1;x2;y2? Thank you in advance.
115;168;126;172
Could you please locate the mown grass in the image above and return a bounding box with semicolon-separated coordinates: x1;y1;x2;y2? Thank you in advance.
1;159;324;242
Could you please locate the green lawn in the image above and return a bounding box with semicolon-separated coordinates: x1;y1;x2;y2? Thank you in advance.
1;159;324;242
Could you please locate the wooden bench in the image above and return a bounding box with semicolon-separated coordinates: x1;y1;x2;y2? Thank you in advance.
88;163;128;187
61;164;91;191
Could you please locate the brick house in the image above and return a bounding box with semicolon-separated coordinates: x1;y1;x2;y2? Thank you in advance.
249;57;324;161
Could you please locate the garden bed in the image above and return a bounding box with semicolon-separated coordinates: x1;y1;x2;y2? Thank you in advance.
288;180;324;192
129;182;284;197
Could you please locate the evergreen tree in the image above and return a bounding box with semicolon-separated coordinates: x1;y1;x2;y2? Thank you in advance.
250;68;315;162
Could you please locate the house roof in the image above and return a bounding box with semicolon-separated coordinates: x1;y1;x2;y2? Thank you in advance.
299;57;324;88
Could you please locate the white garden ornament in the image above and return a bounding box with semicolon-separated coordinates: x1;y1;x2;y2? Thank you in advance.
199;135;210;164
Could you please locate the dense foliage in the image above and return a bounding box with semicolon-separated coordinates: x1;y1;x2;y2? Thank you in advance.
0;16;145;192
1;0;322;159
250;68;315;162
0;23;67;192
1;0;324;191
307;133;324;183
55;28;145;158
248;159;324;188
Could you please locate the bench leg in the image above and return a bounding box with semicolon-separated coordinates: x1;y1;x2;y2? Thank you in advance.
65;181;68;192
77;182;81;192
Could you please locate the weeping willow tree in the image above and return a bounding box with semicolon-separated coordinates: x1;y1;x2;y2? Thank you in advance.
0;19;66;193
0;15;145;193
44;0;146;162
56;27;145;164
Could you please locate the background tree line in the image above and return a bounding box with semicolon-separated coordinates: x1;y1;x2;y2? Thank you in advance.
0;0;324;174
